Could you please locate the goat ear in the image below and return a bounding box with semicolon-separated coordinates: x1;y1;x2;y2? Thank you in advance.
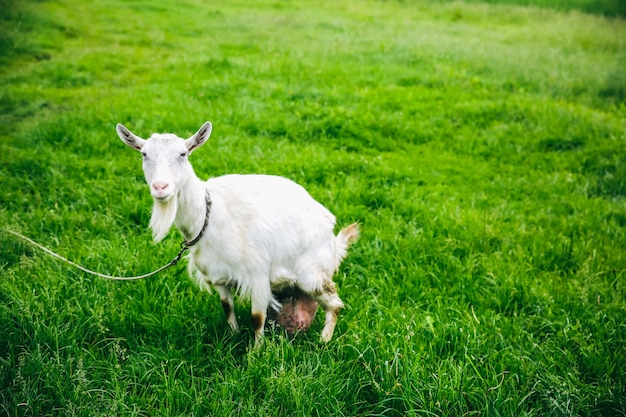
186;121;212;152
116;123;146;151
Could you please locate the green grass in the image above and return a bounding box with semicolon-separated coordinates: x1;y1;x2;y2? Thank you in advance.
1;0;625;416
432;0;626;17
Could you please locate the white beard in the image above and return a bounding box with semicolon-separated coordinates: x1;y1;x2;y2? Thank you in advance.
150;197;177;242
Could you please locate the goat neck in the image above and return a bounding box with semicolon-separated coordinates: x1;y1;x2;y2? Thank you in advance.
173;175;208;243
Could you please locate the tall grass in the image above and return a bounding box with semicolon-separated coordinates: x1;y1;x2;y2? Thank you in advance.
1;0;625;416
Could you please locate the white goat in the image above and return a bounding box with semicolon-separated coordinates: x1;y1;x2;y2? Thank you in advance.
116;121;359;343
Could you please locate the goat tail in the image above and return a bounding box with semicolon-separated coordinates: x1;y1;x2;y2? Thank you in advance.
333;222;360;270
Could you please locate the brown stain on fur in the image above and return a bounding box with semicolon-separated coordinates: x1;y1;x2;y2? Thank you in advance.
251;313;264;333
322;279;337;294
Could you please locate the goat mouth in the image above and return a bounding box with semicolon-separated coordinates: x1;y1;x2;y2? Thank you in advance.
152;192;174;202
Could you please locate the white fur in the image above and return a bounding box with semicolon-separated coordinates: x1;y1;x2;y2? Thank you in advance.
116;121;359;343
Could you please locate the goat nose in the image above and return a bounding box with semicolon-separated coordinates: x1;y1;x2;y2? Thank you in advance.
152;182;169;192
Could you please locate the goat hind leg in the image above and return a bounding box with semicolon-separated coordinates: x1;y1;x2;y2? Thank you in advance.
314;280;344;343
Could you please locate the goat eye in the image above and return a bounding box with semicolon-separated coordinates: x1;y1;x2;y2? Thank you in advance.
141;152;147;159
179;152;188;159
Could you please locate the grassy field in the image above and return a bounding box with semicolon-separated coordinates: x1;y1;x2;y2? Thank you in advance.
1;0;625;415
432;0;626;16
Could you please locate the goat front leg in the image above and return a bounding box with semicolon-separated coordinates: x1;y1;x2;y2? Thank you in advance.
215;285;238;332
250;284;273;346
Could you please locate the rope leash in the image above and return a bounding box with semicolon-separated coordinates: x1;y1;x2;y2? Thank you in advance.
6;229;186;280
5;191;212;281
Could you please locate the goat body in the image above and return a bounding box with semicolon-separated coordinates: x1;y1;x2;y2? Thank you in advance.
116;121;359;343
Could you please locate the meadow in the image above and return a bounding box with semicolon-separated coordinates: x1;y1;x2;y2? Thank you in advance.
1;0;625;416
